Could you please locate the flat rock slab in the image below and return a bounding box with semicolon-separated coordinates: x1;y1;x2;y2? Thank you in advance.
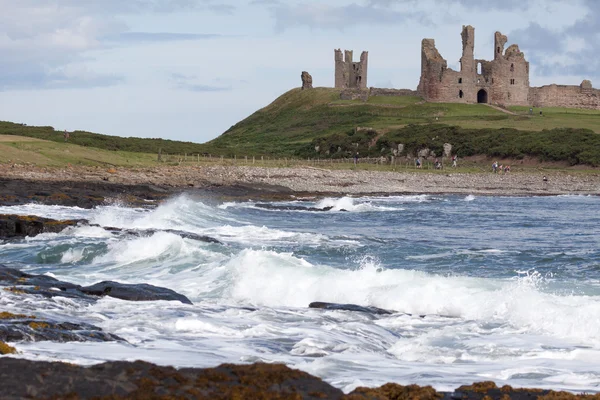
0;265;192;305
0;359;344;400
309;301;396;315
81;281;192;304
0;358;576;400
0;312;123;343
0;214;85;239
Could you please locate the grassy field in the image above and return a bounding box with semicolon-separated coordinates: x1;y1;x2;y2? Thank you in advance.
0;135;157;167
2;87;600;166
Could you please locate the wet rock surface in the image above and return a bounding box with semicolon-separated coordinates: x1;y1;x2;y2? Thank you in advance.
309;301;396;315
81;281;193;304
0;311;123;343
0;265;193;305
255;203;337;212
0;178;175;209
0;358;587;400
0;214;86;239
0;213;223;245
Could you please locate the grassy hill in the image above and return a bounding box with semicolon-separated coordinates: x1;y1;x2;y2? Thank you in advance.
207;88;600;165
0;121;210;157
2;87;600;166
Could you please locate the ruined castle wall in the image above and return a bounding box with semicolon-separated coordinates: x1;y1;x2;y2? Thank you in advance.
488;55;530;106
419;27;531;107
369;88;418;97
334;49;349;89
529;84;600;110
335;49;367;89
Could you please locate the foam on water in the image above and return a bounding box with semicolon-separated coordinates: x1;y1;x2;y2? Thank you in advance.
3;194;600;393
315;196;399;212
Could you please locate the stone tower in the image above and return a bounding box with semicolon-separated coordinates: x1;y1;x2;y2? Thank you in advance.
460;25;475;75
334;49;368;89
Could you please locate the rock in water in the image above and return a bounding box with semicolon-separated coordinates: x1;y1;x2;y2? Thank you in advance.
309;301;395;315
301;71;313;90
0;214;85;239
0;265;193;305
0;312;124;343
81;281;193;305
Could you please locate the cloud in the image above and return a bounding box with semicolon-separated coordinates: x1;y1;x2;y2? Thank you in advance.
108;32;222;43
508;0;599;79
266;2;427;31
0;0;233;91
170;73;232;92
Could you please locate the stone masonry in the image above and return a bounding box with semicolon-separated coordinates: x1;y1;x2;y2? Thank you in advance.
417;25;530;106
328;25;599;110
334;49;368;89
415;25;600;110
301;71;313;90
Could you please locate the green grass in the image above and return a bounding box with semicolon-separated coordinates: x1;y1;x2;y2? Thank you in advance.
0;135;158;166
3;87;600;166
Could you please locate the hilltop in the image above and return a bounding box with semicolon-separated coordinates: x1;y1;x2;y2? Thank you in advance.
208;87;600;165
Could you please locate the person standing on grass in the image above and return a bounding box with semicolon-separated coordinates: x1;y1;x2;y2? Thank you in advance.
63;130;70;142
354;152;359;167
452;154;457;168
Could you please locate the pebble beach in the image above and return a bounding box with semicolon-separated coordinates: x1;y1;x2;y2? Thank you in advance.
1;164;599;197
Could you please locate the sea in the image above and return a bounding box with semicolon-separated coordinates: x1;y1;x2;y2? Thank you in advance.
1;193;600;393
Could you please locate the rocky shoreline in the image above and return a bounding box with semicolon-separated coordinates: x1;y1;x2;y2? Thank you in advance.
0;164;599;205
1;165;599;399
0;357;593;399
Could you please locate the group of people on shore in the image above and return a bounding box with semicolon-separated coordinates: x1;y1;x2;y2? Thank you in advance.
492;161;510;174
415;155;458;169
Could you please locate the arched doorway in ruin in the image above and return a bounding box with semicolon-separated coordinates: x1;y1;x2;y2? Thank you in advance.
477;89;488;104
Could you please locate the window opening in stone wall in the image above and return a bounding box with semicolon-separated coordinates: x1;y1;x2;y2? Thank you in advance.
477;79;480;84
497;47;500;54
477;62;482;74
458;78;462;84
507;92;511;100
510;63;514;72
510;79;515;85
459;90;464;98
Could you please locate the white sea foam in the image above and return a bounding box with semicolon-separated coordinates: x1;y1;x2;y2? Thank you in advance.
4;194;600;394
315;197;399;212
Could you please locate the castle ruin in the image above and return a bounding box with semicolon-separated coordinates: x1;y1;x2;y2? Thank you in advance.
334;49;368;89
416;25;600;109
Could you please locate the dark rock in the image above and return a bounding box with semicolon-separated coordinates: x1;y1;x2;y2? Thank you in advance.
0;358;574;400
309;301;396;315
0;265;193;305
255;203;336;212
103;226;222;244
0;214;85;238
0;312;123;343
0;359;344;400
81;281;193;305
0;179;175;209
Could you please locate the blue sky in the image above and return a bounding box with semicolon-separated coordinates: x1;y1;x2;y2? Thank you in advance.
0;0;597;143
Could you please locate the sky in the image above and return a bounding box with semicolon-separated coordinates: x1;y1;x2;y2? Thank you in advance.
0;0;598;144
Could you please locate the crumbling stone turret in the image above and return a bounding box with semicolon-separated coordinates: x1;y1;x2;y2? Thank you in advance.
301;71;313;90
334;49;368;89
